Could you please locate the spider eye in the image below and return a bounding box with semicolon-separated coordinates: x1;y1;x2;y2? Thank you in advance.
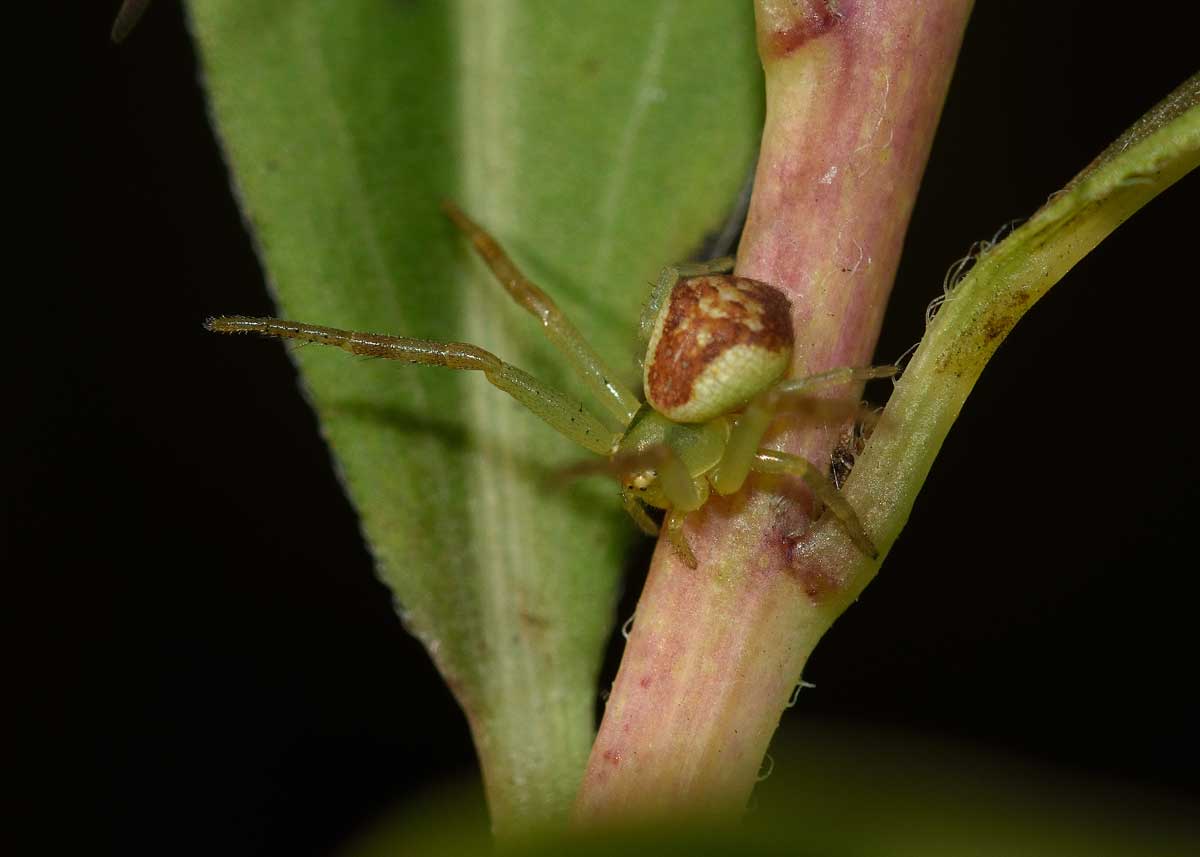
626;470;657;491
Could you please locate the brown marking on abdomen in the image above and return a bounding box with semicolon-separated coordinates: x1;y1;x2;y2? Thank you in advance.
646;276;793;411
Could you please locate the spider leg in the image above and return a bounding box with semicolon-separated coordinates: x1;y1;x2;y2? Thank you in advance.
442;201;641;428
711;394;775;496
622;493;660;537
206;316;618;456
665;509;698;569
751;450;878;559
773;365;897;397
658;446;709;513
711;364;897;496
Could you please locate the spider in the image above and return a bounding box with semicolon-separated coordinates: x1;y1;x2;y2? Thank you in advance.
207;202;893;568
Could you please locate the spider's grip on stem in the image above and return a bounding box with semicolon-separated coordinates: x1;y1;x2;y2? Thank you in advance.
751;450;879;559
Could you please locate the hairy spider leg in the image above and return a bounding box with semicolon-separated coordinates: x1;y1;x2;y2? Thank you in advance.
664;509;698;569
622;492;660;537
205;316;618;456
656;447;707;512
442;201;641;429
772;364;898;397
657;445;714;568
751;450;878;558
638;256;737;348
712;365;898;496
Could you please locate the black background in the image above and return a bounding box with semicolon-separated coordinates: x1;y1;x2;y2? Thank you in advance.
24;2;1199;855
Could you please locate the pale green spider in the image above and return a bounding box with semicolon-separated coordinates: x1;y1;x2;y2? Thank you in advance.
207;202;892;567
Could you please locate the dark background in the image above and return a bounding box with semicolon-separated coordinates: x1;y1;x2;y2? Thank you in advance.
23;2;1198;854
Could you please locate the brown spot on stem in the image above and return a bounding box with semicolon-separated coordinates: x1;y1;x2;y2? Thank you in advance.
602;748;622;767
799;564;843;601
758;0;845;58
639;675;653;689
980;315;1008;343
786;535;849;602
979;288;1034;344
936;286;1037;375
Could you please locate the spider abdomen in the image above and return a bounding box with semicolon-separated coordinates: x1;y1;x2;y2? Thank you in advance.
643;275;794;423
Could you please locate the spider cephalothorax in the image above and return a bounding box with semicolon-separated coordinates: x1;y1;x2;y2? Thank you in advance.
208;202;891;567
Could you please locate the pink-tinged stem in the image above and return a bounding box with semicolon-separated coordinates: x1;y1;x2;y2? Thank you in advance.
574;0;973;823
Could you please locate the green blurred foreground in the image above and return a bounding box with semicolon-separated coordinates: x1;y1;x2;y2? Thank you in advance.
346;722;1200;856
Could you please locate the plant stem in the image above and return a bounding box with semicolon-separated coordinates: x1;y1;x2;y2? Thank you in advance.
574;0;973;822
816;71;1200;615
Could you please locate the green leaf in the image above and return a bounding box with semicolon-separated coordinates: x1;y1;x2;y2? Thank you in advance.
187;0;762;831
821;72;1200;602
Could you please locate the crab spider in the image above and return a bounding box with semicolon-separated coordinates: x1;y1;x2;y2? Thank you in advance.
207;202;894;568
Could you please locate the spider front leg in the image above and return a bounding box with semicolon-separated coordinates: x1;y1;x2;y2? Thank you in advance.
443;201;641;429
658;450;711;569
772;364;897;398
664;509;698;569
206;316;619;456
751;450;878;559
711;365;897;496
622;493;660;537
